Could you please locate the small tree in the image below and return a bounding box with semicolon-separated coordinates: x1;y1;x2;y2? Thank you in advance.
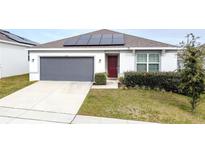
179;33;205;112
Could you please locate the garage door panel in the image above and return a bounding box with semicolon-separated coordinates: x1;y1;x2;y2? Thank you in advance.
40;57;94;81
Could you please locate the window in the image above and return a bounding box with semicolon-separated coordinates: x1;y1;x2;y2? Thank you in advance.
136;54;147;72
149;54;159;63
149;64;159;72
137;64;147;72
137;54;147;62
136;53;160;72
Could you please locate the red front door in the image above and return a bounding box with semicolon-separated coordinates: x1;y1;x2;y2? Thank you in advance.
108;56;118;78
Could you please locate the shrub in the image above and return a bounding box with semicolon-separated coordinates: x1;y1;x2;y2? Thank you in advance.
95;73;107;85
118;76;124;84
124;72;181;93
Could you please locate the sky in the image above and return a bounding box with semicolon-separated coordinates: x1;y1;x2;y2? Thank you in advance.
7;29;205;46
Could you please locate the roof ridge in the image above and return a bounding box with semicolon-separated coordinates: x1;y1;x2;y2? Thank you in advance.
33;29;178;48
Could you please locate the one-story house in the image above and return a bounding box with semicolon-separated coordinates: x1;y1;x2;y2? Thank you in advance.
0;30;37;78
28;29;179;81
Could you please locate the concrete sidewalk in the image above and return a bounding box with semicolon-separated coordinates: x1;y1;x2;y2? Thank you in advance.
72;115;153;124
0;114;154;124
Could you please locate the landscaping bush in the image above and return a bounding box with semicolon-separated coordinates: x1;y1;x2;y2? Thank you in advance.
118;76;124;84
95;73;107;85
124;72;181;93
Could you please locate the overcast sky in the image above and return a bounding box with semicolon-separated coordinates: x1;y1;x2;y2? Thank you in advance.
7;29;205;45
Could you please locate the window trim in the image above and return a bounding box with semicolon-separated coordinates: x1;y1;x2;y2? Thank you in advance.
136;53;160;72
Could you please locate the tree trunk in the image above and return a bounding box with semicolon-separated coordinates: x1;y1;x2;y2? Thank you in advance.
191;98;196;112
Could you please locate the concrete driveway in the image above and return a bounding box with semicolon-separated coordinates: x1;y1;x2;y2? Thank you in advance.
0;81;92;124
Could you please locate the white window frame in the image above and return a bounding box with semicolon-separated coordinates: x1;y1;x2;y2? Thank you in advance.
136;53;160;72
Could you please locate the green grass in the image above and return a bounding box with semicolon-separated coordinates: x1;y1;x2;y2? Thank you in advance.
0;74;35;99
78;89;205;124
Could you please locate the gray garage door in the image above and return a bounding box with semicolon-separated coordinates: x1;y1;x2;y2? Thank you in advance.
40;57;94;81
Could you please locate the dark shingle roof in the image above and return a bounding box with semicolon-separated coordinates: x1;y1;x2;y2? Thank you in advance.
0;30;37;46
34;29;177;48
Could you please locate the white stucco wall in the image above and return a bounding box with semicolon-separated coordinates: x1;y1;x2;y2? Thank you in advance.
29;49;178;81
161;50;178;71
119;51;135;76
29;51;106;81
0;42;29;78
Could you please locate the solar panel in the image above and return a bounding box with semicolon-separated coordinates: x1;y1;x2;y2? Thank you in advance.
77;39;89;45
91;34;101;38
0;31;36;45
76;35;91;45
63;33;125;46
100;39;112;45
100;34;112;45
87;34;102;45
64;38;78;46
80;34;91;40
112;34;124;45
88;39;101;45
102;34;112;38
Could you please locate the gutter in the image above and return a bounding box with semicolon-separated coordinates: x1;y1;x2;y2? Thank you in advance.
129;47;181;50
27;47;180;51
0;39;34;47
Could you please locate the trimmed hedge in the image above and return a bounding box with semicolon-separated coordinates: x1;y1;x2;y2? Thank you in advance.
124;72;181;93
95;73;107;85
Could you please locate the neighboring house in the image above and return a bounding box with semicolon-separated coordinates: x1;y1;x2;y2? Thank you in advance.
28;29;179;81
0;30;37;78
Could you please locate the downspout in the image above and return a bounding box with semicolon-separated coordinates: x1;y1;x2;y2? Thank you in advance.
133;49;136;71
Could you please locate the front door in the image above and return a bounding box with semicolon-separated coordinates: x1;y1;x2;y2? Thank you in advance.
108;56;118;78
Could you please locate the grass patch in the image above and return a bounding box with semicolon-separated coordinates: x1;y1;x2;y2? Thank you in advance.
0;74;35;99
78;89;205;124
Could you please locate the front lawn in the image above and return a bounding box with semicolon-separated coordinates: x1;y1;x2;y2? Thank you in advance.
78;89;205;124
0;74;35;99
